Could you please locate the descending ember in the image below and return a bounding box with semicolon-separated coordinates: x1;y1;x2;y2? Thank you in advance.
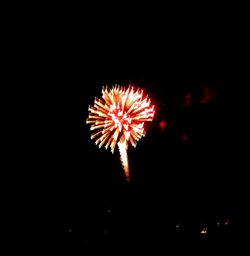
86;85;155;181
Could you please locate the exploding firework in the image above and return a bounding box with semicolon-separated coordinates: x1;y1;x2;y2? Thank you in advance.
86;85;155;182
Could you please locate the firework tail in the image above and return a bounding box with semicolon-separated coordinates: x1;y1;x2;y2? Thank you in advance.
86;85;155;182
118;141;130;182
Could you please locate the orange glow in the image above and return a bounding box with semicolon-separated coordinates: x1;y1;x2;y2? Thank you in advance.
86;85;155;181
201;227;208;234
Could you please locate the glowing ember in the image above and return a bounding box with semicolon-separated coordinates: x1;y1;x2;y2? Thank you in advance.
86;85;155;181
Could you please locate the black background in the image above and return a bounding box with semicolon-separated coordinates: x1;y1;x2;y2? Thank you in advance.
56;63;246;253
16;7;248;254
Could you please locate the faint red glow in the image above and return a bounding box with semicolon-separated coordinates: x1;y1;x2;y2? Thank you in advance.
181;134;188;142
159;120;167;130
200;85;216;105
183;93;192;107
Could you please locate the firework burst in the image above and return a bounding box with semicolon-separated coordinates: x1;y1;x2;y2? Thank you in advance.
86;85;155;182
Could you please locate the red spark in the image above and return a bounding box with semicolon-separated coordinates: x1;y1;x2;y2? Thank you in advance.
159;120;167;131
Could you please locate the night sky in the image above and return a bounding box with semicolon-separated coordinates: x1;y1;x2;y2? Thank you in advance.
57;71;246;253
26;11;248;254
